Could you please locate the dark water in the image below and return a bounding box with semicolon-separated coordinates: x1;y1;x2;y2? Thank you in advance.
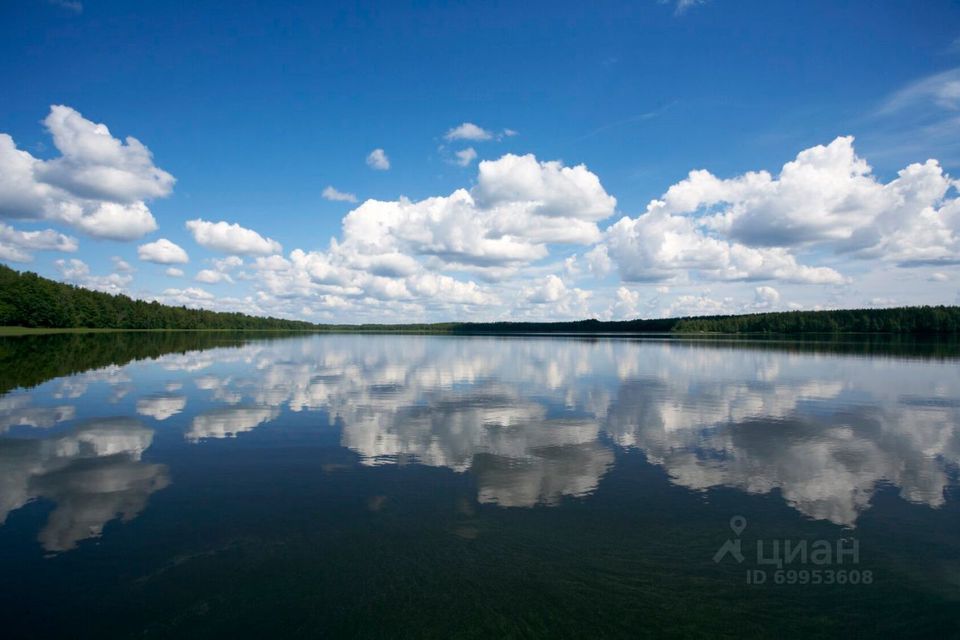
0;333;958;638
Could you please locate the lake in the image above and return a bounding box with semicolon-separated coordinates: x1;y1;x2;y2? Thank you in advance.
0;332;958;638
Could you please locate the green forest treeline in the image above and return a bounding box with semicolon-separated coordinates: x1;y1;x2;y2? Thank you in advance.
0;264;317;330
668;307;960;333
2;264;959;333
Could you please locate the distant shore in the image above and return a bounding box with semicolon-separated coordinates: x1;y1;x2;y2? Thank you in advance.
3;264;959;336
0;327;329;337
3;323;960;338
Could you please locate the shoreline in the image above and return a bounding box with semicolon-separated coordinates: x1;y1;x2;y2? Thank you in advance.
2;326;958;338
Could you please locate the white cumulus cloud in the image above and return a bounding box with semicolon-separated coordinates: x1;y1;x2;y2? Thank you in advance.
604;207;845;284
444;122;493;142
233;153;618;320
473;154;616;222
54;258;132;294
0;106;172;240
522;275;592;317
753;286;781;309
0;222;77;262
137;238;189;264
366;148;390;170
155;287;215;306
322;186;358;203
111;256;133;272
195;269;233;284
186;219;282;256
601;136;960;286
42;132;952;323
37;106;174;203
653;136;960;262
454;147;478;167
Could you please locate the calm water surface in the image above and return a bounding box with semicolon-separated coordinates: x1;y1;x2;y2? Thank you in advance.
0;333;958;638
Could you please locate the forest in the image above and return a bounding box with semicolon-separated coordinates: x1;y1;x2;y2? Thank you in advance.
2;264;959;334
0;264;318;330
667;307;960;334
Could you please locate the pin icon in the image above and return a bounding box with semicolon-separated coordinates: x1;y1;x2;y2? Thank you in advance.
730;515;746;536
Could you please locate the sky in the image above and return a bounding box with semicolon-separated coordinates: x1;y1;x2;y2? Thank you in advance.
1;0;960;322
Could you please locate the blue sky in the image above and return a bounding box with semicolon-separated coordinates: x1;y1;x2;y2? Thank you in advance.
2;0;960;321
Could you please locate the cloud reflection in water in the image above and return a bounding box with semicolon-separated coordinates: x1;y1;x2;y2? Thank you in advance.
153;337;960;523
1;335;957;547
0;417;169;551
